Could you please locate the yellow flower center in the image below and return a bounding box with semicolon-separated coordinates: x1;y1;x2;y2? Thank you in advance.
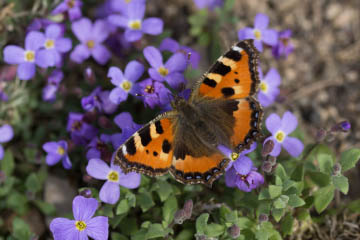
145;85;154;93
57;146;65;155
260;82;268;93
67;0;75;8
254;29;262;40
107;171;119;182
45;39;55;49
24;50;35;62
121;80;132;91
125;0;132;3
158;67;169;77
231;152;239;161
87;40;95;49
75;221;87;231
129;20;142;30
275;130;286;143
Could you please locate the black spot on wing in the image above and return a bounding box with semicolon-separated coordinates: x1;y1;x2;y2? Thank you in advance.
139;125;151;146
221;87;235;97
203;77;217;88
162;139;171;154
155;121;163;134
224;50;242;61
234;78;240;83
209;61;231;76
222;100;239;116
153;151;158;156
125;137;136;155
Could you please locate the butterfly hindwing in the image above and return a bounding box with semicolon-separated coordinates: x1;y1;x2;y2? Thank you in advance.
114;112;176;177
191;40;260;100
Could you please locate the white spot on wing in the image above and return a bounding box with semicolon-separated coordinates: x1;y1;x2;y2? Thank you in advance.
232;46;243;52
122;145;127;155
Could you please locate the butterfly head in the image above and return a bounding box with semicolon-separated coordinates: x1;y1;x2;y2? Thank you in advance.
170;95;187;110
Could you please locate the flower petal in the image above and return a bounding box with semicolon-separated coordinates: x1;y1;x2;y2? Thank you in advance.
68;6;82;21
50;218;78;240
233;156;253;175
93;20;110;43
127;1;145;19
46;153;62;166
107;14;128;28
238;27;255;40
56;38;72;52
254;39;263;52
125;60;144;82
3;46;25;64
0;125;14;143
265;113;281;134
87;216;109;240
46;24;62;39
114;112;134;128
124;29;143;42
42;142;59;153
281;111;298;134
165;52;187;72
36;49;56;68
108;66;124;86
86;158;111;180
282;137;304;157
236;179;251;192
254;13;269;30
118;172;141;189
264;68;281;86
70;44;91;63
17;62;36;80
165;72;185;89
51;2;68;15
142;18;163;35
73;196;99;221
242;142;257;155
62;155;72;169
262;29;278;46
247;171;264;189
258;91;274;107
159;38;179;52
143;46;163;68
266;137;282;157
0;145;4;160
148;68;164;81
109;87;128;104
72;18;92;43
25;31;45;51
225;167;237;188
99;181;120;204
91;44;110;65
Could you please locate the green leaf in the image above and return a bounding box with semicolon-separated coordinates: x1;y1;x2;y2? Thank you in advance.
340;148;360;172
1;150;14;176
288;194;305;208
205;223;225;237
348;199;360;213
137;192;155;212
33;200;56;215
126;192;136;208
308;171;331;187
332;175;349;194
274;164;287;181
116;199;130;215
0;176;15;196
196;213;209;234
314;185;335;213
273;195;289;209
280;214;294;236
175;229;195;240
162;195;178;225
131;229;147;240
268;185;283;199
110;232;128;240
25;173;41;193
259;189;271;200
297;209;310;221
257;201;271;216
272;208;284;222
291;164;304;181
12;217;32;240
146;224;167;239
7;191;28;215
154;181;173;202
316;144;334;174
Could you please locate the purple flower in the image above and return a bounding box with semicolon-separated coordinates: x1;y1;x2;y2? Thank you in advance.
108;1;163;42
67;112;98;145
258;67;281;107
42;140;72;169
110;0;146;14
42;70;64;102
139;78;172;108
50;196;108;240
43;24;72;66
27;18;57;32
225;156;264;192
238;13;278;52
218;142;257;171
272;30;294;59
0;91;8;102
264;111;304;157
86;134;112;160
193;0;223;10
51;0;83;21
0;125;14;160
82;87;118;114
86;158;141;204
144;46;187;89
108;61;144;104
70;18;111;65
3;31;55;80
159;37;201;69
111;112;142;149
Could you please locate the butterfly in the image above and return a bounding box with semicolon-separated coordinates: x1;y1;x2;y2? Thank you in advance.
114;40;263;186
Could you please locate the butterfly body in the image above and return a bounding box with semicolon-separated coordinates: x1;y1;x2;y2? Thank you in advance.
115;40;262;186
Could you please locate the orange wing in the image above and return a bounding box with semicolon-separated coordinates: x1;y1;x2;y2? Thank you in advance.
191;40;260;100
114;112;175;177
170;153;229;186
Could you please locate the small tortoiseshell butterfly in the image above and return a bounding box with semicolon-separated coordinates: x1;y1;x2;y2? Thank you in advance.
114;40;263;186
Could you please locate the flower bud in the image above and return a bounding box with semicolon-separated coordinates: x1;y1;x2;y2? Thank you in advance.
266;155;277;166
80;188;92;198
316;128;327;142
333;163;342;176
227;224;240;239
84;67;96;85
262;140;274;157
331;121;351;133
174;209;186;224
259;213;268;223
183;199;193;219
262;161;273;173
